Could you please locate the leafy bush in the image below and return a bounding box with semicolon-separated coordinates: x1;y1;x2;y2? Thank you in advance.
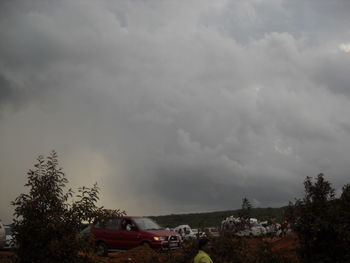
288;174;350;263
338;184;350;260
212;231;250;263
11;151;124;263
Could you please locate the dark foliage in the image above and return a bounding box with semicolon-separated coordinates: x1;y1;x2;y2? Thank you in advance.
212;231;249;263
11;151;124;263
288;174;350;263
237;197;253;230
337;184;350;261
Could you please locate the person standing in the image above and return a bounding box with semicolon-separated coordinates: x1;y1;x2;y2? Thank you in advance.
194;238;213;263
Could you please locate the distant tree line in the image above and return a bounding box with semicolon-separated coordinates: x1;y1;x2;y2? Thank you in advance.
151;207;285;229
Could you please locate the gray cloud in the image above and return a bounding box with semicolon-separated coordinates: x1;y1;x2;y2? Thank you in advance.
1;0;350;223
0;73;17;106
200;0;350;45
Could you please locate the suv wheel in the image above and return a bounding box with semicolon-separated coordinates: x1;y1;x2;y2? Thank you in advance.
96;242;108;257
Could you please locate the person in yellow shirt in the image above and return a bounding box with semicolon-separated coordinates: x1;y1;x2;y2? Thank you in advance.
194;237;213;263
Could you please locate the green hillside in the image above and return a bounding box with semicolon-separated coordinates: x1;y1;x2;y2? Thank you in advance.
150;207;286;228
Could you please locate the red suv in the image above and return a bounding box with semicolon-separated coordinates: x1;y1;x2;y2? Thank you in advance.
90;216;181;256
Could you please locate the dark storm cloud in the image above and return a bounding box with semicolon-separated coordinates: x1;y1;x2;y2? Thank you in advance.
1;0;350;222
152;164;294;210
0;73;17;105
310;54;350;96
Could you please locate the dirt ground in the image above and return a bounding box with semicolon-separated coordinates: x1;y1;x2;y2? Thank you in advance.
0;251;15;263
0;234;300;263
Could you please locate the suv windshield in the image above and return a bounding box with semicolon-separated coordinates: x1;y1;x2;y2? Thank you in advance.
133;218;163;230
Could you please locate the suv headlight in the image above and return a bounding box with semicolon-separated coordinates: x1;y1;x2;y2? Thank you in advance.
153;236;167;241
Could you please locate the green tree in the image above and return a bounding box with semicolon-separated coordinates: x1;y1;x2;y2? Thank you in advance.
237;197;252;230
291;174;341;263
12;151;124;263
338;184;350;261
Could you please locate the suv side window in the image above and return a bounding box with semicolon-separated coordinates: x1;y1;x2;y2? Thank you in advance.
106;218;120;230
94;222;102;229
95;218;120;230
121;219;137;231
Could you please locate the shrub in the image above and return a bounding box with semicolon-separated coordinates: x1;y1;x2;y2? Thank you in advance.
288;174;349;263
11;151;124;263
212;231;250;263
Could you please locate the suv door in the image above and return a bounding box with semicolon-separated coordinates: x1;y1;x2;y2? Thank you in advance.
104;218;122;249
94;218;121;249
119;218;142;249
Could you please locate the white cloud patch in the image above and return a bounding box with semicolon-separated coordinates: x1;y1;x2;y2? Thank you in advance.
340;43;350;53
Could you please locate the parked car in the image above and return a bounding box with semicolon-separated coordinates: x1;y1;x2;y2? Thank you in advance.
4;225;14;249
0;221;5;249
222;216;271;237
235;227;251;237
80;224;93;240
250;224;266;236
204;227;220;237
191;228;206;238
174;224;196;240
90;216;181;256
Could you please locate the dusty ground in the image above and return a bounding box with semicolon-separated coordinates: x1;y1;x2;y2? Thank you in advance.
0;251;15;263
269;234;300;260
0;234;300;263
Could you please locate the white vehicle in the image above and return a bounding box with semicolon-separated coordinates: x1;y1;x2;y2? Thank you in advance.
263;224;274;235
250;225;266;236
204;227;220;237
249;218;258;224
4;225;14;249
191;228;205;238
174;225;196;240
222;216;268;237
236;228;251;237
221;216;241;231
236;225;265;237
0;221;5;249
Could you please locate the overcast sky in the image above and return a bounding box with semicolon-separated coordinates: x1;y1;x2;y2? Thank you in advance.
1;0;350;223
